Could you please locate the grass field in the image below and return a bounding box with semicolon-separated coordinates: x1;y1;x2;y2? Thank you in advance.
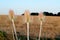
0;15;60;40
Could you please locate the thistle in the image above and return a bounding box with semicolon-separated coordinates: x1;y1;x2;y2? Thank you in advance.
9;10;18;40
39;12;45;21
9;10;15;20
24;10;30;40
38;12;45;40
24;10;30;23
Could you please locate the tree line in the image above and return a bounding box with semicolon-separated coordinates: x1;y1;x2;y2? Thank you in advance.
22;12;60;16
43;12;60;16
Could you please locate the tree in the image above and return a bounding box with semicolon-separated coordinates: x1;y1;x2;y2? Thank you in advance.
53;14;57;16
49;13;53;16
22;13;24;15
43;12;50;16
57;12;60;16
30;13;39;16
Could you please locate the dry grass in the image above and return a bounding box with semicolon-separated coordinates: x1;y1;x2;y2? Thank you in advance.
0;15;60;39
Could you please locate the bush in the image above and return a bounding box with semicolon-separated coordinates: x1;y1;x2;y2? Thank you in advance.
55;35;60;40
0;31;8;40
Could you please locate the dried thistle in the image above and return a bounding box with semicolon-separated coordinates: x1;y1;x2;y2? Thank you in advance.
24;10;30;22
9;10;14;20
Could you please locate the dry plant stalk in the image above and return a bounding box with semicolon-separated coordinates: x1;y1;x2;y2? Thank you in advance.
9;10;14;20
24;10;30;40
9;10;18;40
24;10;30;22
38;12;45;40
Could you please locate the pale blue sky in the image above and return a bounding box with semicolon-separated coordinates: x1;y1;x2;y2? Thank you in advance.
0;0;60;15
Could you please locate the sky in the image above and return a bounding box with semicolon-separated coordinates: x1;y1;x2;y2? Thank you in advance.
0;0;60;15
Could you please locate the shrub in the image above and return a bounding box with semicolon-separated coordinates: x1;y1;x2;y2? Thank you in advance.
0;31;8;40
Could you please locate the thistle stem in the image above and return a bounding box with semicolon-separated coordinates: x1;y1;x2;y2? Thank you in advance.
12;19;18;40
27;22;29;40
11;26;15;40
38;21;43;40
